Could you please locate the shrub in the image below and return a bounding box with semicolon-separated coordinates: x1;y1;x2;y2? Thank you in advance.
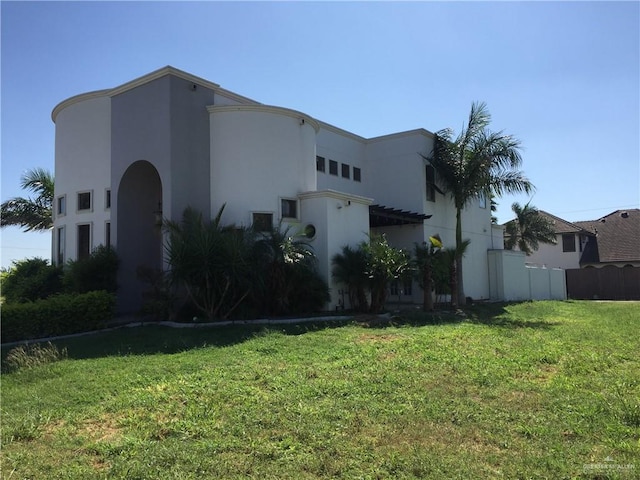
1;258;63;303
64;245;119;294
1;291;115;343
3;342;68;372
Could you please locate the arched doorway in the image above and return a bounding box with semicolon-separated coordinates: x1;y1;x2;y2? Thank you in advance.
117;160;163;313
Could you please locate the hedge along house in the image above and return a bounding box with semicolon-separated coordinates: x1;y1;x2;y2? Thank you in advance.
52;66;500;314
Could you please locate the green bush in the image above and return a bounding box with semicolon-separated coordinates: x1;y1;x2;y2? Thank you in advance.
63;245;119;294
1;258;63;303
1;291;115;343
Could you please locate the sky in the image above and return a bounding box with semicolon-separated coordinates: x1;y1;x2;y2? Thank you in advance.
1;1;639;269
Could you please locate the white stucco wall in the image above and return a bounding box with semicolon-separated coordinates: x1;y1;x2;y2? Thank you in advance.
316;125;367;197
524;233;582;269
209;105;318;227
53;95;111;263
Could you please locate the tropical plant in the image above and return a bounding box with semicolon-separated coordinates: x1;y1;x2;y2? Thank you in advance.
413;234;443;312
363;234;410;313
422;102;533;305
331;245;370;312
504;201;556;255
253;224;326;316
1;168;54;232
164;205;255;321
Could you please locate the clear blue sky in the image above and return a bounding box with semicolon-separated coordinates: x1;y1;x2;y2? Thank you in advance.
2;1;639;269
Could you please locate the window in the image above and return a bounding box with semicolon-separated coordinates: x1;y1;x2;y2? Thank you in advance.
329;160;338;176
426;165;436;202
479;194;487;209
353;167;361;182
105;222;111;248
252;213;273;232
56;226;65;265
316;156;325;173
105;189;111;209
77;224;91;260
341;163;350;179
77;191;92;212
57;195;66;216
402;278;413;296
390;280;399;296
562;234;576;252
281;198;298;219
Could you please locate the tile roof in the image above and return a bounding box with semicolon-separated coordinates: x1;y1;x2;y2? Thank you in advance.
574;209;640;264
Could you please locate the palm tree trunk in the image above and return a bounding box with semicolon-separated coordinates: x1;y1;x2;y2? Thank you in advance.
455;208;466;306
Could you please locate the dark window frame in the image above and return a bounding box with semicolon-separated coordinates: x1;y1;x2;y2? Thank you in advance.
77;223;91;261
316;156;325;173
252;212;273;232
329;160;338;176
341;163;350;179
562;234;576;252
353;167;361;182
426;165;436;202
77;191;92;212
281;198;298;219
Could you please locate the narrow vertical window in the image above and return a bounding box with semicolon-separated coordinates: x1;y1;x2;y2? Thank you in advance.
57;226;66;265
341;163;350;179
77;224;91;260
57;195;66;216
105;222;111;248
403;278;413;296
426;165;436;202
316;156;325;173
353;167;361;182
329;160;338;176
105;189;111;209
479;194;486;209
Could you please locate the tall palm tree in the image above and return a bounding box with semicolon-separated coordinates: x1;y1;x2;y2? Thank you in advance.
1;168;54;232
504;201;556;255
422;102;533;306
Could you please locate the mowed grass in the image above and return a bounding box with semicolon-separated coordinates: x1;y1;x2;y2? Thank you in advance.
1;301;638;479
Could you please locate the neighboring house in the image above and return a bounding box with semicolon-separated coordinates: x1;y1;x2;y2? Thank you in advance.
518;209;640;270
574;209;640;268
51;66;502;313
520;211;596;270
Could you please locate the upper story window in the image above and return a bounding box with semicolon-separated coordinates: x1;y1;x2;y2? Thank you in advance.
353;167;361;182
105;189;111;209
77;191;92;212
329;160;338;176
57;195;66;217
426;165;436;202
562;234;576;252
341;163;350;179
316;156;325;173
281;198;298;220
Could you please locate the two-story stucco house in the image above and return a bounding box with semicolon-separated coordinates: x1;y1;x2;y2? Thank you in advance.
52;66;500;313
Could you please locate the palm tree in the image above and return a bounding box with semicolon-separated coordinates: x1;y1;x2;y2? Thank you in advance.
504;201;556;255
164;205;254;320
440;239;471;310
331;244;370;312
413;234;443;312
422;102;533;306
1;168;54;232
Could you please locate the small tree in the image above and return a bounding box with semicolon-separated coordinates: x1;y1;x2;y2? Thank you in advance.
413;235;443;312
363;234;410;313
331;245;370;312
504;201;556;255
1;258;63;303
440;239;471;309
164;205;254;321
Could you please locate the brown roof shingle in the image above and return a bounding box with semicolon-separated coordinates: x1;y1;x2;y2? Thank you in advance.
575;209;640;264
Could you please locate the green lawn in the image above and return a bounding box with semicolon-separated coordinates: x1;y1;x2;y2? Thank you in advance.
1;301;638;479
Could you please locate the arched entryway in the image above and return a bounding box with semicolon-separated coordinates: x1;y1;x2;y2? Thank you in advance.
117;160;163;313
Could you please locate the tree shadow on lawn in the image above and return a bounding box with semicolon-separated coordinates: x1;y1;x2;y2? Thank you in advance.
2;302;559;364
